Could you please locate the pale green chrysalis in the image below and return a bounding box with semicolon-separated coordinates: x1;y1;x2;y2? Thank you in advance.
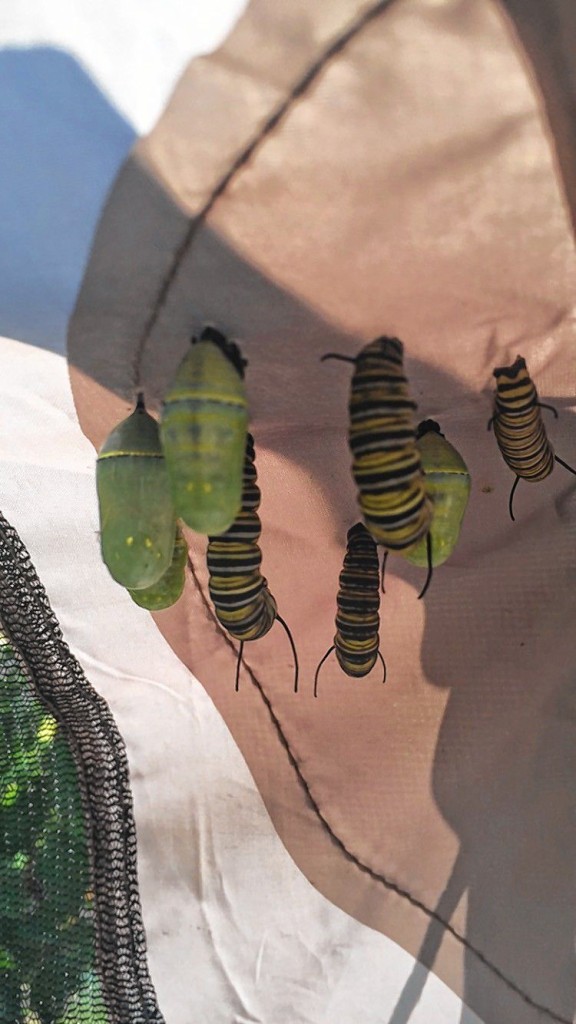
128;526;188;610
97;395;176;589
405;420;471;568
160;326;248;536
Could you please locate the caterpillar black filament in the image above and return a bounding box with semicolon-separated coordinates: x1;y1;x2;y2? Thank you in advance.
490;355;576;520
207;434;299;692
314;523;386;699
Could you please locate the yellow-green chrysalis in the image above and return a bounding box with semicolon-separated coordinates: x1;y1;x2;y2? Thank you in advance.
160;326;248;536
128;526;188;610
405;420;471;568
97;395;176;589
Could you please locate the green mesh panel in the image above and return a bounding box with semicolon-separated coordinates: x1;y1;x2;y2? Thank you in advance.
0;512;164;1024
0;633;104;1022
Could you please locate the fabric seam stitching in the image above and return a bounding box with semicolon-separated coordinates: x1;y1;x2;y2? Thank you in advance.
186;553;570;1024
131;0;398;389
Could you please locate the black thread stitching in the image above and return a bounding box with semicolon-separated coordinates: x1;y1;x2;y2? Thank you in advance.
131;1;571;1013
186;554;570;1024
132;0;398;388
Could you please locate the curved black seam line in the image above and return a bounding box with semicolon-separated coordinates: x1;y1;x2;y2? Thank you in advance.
132;0;398;388
186;554;570;1024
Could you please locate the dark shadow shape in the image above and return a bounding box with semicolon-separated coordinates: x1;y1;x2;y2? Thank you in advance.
389;853;468;1024
421;426;576;1024
499;0;576;240
0;47;135;353
66;2;576;1017
69;151;576;1024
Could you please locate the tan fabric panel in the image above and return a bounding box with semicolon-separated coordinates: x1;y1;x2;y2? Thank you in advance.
69;1;576;1021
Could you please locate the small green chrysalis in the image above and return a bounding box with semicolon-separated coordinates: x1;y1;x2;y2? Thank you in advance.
405;420;471;568
160;326;248;536
128;526;188;610
97;395;176;589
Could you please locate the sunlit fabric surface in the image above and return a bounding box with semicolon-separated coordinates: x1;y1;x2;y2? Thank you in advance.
0;1;494;1022
1;336;484;1023
68;0;576;1022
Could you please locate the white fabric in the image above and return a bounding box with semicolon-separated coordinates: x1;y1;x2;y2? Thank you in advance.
0;0;249;133
0;2;481;1021
0;335;481;1022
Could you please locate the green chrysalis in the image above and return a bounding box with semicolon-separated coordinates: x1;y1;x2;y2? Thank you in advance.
405;420;471;568
160;326;248;536
128;526;188;610
96;395;176;589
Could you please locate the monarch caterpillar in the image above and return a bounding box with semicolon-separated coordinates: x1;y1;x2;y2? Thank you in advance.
404;420;471;567
206;433;299;692
314;523;386;699
322;336;434;597
128;525;188;610
161;326;248;536
489;355;576;520
96;394;176;589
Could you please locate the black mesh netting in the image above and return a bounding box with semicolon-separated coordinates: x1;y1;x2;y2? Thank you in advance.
0;511;164;1024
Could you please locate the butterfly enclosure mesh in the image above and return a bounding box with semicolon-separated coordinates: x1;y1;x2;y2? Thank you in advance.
0;510;163;1024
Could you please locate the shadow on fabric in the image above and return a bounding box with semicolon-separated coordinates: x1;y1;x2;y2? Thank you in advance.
0;46;135;354
68;151;576;1024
